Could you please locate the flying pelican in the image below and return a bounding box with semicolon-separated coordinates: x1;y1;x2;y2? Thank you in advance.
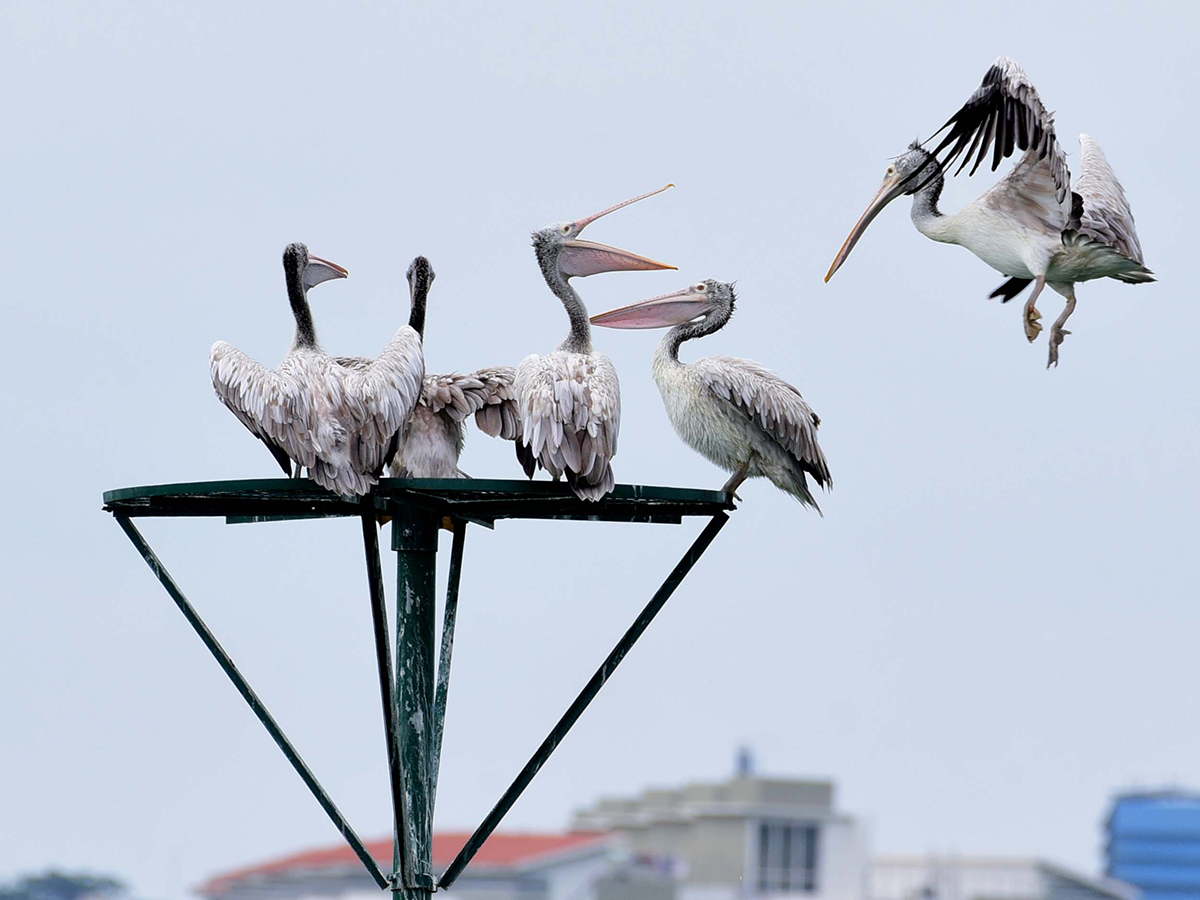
336;257;519;478
591;280;830;511
825;56;1153;367
516;184;676;500
211;242;423;496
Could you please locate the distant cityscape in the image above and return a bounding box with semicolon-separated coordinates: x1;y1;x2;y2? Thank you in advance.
189;764;1200;900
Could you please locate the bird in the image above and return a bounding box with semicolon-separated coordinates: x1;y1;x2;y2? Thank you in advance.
335;257;520;478
515;184;676;500
824;56;1153;367
210;242;423;496
591;280;830;511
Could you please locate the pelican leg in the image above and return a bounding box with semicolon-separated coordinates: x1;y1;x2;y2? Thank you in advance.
1023;275;1046;342
1047;283;1077;369
721;461;750;500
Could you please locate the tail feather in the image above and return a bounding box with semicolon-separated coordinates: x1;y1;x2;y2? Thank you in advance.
988;277;1033;302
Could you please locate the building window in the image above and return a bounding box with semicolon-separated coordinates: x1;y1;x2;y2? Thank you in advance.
757;822;819;893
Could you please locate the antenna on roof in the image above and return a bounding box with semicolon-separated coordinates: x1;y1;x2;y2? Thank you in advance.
736;745;755;777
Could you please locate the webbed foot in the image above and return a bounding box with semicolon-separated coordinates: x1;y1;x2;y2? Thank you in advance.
1024;306;1043;342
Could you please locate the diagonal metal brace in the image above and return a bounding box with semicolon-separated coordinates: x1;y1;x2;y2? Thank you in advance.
113;514;390;891
360;505;412;888
438;512;730;890
430;520;466;812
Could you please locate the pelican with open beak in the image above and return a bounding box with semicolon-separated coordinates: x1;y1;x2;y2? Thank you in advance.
514;184;677;500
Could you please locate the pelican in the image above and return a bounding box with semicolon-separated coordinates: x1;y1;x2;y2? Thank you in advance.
825;56;1154;367
336;257;519;478
592;280;830;511
516;184;676;500
211;242;423;496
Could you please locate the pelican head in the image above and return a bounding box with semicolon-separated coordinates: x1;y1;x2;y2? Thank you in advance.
590;279;735;331
824;142;940;282
532;184;677;283
406;255;435;337
407;255;435;297
284;242;349;292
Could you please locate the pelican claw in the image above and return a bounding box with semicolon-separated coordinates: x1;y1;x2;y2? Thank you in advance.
1047;327;1071;368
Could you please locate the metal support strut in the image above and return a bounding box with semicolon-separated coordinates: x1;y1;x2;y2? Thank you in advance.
113;514;390;891
360;503;411;890
438;511;730;890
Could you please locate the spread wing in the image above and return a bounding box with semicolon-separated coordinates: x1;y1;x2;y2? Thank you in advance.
514;351;620;500
467;365;521;441
694;356;831;489
1072;133;1146;265
932;56;1070;203
980;146;1073;236
335;325;425;478
418;366;519;435
210;341;323;473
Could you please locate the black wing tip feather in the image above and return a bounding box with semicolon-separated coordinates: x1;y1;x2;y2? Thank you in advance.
988;277;1032;303
515;440;538;479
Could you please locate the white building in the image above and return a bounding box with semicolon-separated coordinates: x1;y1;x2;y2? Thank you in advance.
571;774;867;900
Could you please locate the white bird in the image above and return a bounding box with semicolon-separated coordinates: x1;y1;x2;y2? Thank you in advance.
592;280;830;511
336;257;519;478
826;56;1154;367
515;185;676;500
210;242;423;496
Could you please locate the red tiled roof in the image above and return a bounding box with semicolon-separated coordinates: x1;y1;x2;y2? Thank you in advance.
198;831;611;897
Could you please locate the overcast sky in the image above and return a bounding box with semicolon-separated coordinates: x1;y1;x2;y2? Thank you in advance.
3;1;1198;897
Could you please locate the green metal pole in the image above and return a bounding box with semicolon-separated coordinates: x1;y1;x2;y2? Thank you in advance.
391;506;440;899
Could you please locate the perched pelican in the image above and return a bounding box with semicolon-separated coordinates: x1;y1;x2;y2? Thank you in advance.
592;280;830;511
336;257;519;478
211;242;423;496
825;56;1154;367
516;184;676;500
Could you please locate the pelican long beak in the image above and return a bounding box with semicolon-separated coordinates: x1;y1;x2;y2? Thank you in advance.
559;183;676;278
304;255;349;290
590;286;714;329
824;172;907;282
559;239;676;278
574;183;674;231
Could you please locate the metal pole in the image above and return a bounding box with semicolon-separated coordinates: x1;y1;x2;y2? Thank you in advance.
360;505;411;889
391;506;440;899
438;512;730;890
114;514;390;891
430;521;466;813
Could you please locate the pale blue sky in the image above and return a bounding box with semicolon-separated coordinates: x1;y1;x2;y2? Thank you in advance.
2;1;1198;897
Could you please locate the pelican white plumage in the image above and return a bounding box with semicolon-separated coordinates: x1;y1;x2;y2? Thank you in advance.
516;185;676;500
211;242;423;496
592;280;830;511
826;56;1154;367
336;257;519;478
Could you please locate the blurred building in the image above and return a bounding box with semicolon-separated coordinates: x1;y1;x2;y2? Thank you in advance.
873;857;1135;900
197;773;1130;900
1106;791;1200;900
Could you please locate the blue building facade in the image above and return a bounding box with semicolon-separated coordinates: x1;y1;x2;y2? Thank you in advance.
1107;792;1200;900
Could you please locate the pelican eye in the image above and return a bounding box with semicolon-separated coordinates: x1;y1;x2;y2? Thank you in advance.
886;165;896;176
694;282;707;292
560;224;572;235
